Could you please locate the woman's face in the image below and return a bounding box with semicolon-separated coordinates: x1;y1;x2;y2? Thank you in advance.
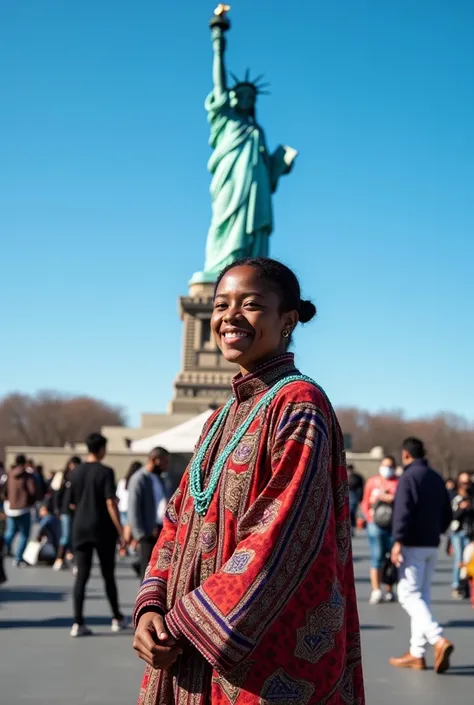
379;457;396;478
212;265;298;374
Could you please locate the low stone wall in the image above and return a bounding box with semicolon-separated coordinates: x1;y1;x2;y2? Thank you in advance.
5;446;191;492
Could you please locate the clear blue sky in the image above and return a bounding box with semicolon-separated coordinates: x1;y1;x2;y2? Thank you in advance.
1;0;473;426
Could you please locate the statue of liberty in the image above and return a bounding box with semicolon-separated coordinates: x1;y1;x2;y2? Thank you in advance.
191;5;298;284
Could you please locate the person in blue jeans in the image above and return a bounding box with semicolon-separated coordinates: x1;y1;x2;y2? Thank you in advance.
53;456;81;571
361;456;399;604
450;471;474;599
36;504;61;564
4;456;37;566
4;513;32;564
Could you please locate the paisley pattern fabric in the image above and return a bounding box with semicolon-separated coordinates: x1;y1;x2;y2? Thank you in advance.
134;354;365;705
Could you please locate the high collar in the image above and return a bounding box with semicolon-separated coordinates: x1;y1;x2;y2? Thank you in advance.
404;458;428;473
232;353;298;404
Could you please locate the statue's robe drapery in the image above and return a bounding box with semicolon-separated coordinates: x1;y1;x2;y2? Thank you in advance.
134;354;365;705
202;91;290;278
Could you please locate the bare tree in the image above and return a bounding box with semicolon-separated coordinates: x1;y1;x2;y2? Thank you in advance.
0;391;126;457
337;407;474;477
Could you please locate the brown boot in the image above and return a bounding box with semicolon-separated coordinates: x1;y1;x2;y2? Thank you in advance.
434;638;454;674
389;653;426;670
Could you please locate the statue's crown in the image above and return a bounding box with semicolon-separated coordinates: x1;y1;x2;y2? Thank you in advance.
230;70;271;95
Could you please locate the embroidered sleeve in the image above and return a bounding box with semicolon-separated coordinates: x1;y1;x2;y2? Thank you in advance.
165;402;332;674
133;474;188;628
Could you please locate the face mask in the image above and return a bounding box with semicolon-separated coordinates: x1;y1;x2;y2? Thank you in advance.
379;466;395;479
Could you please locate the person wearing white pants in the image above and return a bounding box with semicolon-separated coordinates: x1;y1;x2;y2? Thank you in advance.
397;547;443;659
389;438;454;673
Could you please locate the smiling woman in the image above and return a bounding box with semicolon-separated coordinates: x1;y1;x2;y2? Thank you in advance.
133;257;365;705
212;258;316;373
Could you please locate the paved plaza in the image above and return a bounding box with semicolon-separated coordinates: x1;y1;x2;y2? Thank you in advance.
0;535;472;705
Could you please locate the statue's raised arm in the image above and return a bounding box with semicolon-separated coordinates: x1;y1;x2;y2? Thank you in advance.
209;4;231;100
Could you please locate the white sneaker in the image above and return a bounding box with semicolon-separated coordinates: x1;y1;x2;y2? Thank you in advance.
70;623;93;638
111;617;129;633
52;559;65;571
369;589;383;605
383;591;396;603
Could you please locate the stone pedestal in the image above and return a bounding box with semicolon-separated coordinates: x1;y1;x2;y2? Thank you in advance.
168;282;236;414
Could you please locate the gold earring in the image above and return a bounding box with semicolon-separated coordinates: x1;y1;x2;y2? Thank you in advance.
282;330;289;338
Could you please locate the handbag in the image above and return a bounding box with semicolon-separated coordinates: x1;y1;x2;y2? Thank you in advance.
373;501;393;530
382;552;398;586
22;539;44;566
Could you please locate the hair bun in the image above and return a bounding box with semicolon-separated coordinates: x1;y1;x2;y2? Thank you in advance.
299;299;317;324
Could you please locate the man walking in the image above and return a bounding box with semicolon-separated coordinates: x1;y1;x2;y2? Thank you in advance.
390;437;454;673
128;447;170;580
67;433;127;637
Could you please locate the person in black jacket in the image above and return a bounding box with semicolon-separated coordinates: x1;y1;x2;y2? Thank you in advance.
389;438;454;674
347;464;364;532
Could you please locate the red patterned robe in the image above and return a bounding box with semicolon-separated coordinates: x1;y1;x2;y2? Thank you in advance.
134;354;364;705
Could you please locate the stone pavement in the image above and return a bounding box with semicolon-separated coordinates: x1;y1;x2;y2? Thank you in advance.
0;535;472;704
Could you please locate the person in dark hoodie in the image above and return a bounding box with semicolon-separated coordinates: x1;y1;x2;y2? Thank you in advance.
4;455;37;566
389;438;454;674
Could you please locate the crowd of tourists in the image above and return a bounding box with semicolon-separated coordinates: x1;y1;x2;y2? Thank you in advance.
1;428;473;676
348;451;474;609
0;438;171;637
1;260;474;702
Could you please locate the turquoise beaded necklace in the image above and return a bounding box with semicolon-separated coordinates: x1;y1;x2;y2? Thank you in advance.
190;373;317;516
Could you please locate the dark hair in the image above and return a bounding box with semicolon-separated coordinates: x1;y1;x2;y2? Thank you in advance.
402;437;426;460
86;433;107;455
69;455;82;467
383;455;397;468
15;454;27;466
215;257;317;326
125;460;143;490
149;447;170;462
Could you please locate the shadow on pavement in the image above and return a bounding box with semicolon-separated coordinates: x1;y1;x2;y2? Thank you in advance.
442;619;474;629
0;587;67;603
0;615;114;629
443;665;474;677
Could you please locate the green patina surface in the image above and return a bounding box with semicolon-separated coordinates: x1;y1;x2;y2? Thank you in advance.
191;11;297;284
